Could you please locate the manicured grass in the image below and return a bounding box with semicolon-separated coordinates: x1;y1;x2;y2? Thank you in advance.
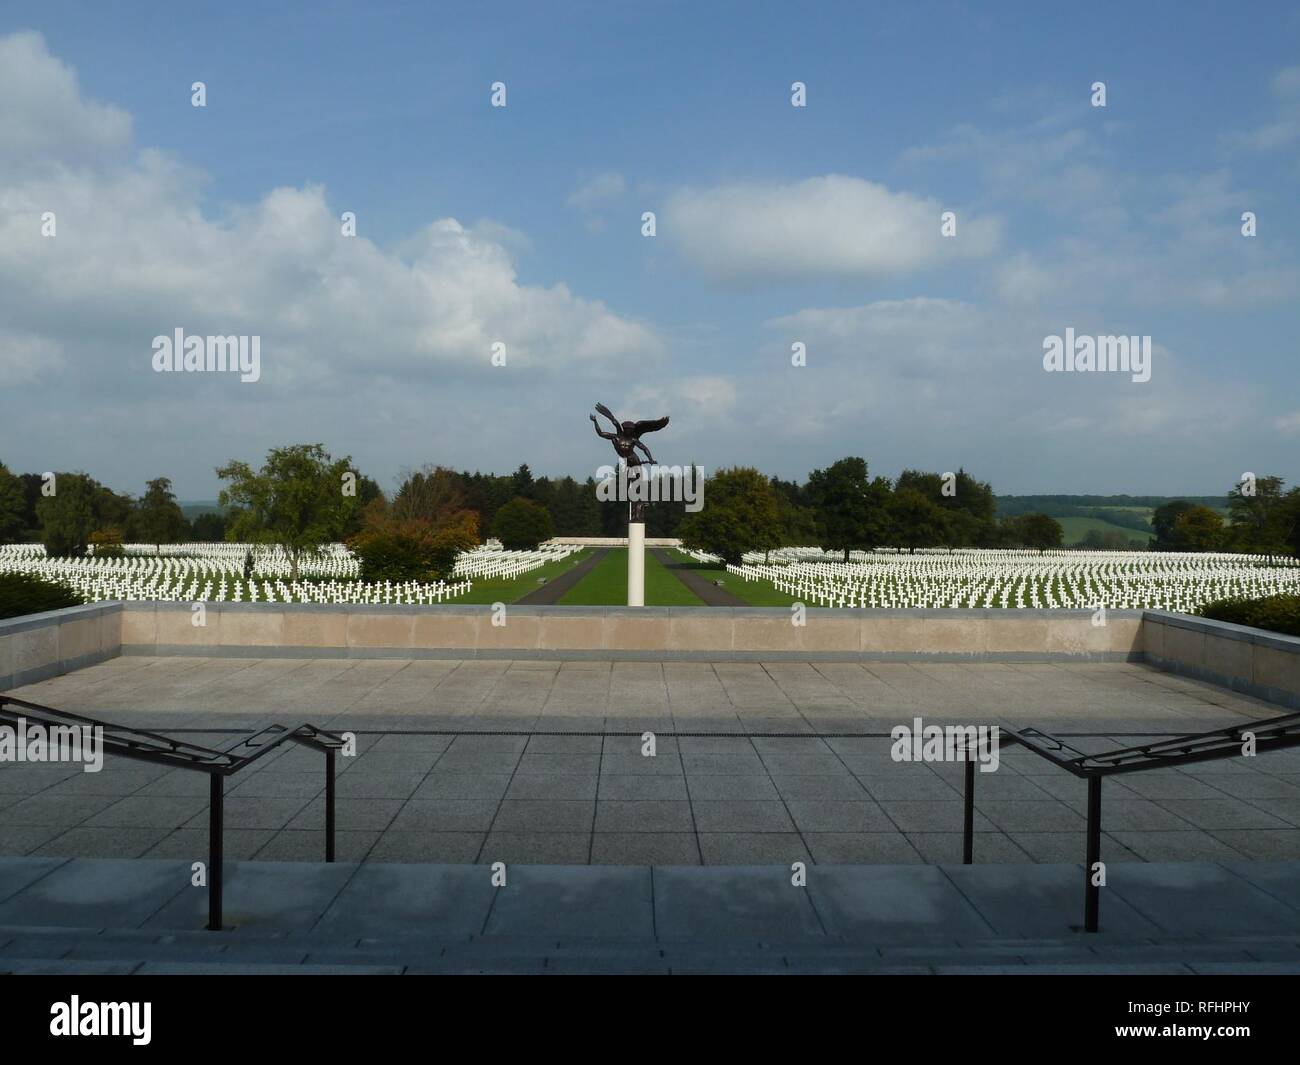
457;547;593;604
665;550;804;606
559;548;703;606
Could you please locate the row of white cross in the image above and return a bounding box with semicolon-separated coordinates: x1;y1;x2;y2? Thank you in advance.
2;541;363;581
0;542;574;605
453;545;580;580
681;547;1300;611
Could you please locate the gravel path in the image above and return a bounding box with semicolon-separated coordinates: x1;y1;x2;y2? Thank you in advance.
513;548;610;604
652;548;747;606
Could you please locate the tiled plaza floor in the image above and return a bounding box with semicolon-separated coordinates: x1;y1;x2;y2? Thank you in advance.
3;656;1299;866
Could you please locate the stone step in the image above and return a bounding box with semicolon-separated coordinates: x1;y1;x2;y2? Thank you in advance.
3;857;1298;973
4;923;1297;973
5;954;1296;975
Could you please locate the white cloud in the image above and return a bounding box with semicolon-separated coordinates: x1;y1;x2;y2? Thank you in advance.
903;123;1113;210
0;33;663;396
0;330;63;385
686;297;1265;490
1274;66;1300;97
0;31;131;169
1229;65;1300;152
0;31;667;493
566;172;626;211
992;252;1056;307
468;219;535;259
623;375;736;421
663;175;1000;281
980;167;1298;312
1;30;1294;499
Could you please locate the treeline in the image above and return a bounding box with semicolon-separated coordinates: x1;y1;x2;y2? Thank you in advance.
1150;480;1300;559
677;460;1066;564
5;450;1296;572
686;468;1300;564
0;467;231;555
0;459;380;559
0;452;1069;579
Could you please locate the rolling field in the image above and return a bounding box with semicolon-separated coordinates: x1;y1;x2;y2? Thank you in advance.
1055;516;1149;545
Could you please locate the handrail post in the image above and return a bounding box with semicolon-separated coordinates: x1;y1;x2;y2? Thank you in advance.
962;756;975;865
207;771;223;931
1084;776;1101;933
325;747;336;863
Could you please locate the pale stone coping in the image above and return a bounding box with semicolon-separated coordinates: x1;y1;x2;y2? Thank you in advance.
120;601;1146;620
1144;609;1300;654
129;644;1139;663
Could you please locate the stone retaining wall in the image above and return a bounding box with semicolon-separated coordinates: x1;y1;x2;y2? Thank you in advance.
0;603;121;691
119;603;1142;663
1143;610;1300;710
4;603;1298;710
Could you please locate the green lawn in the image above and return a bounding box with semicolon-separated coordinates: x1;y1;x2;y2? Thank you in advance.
456;547;593;604
559;547;703;605
665;550;804;606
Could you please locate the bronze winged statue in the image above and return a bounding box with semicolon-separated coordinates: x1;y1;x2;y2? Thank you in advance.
590;402;669;467
591;402;669;521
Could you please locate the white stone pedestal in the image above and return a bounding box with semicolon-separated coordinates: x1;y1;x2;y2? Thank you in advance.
627;521;646;606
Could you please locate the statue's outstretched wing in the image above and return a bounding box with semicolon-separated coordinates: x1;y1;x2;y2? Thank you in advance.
631;416;669;436
594;402;621;431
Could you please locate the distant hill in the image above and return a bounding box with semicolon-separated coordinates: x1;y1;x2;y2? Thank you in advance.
179;500;226;522
995;495;1231;547
996;494;1225;512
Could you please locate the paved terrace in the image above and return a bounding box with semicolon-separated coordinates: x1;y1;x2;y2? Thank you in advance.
4;656;1300;866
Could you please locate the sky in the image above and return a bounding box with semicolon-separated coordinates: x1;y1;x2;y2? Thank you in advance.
1;0;1298;500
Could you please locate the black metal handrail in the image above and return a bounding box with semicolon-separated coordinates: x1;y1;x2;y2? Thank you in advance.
959;710;1300;932
0;694;346;931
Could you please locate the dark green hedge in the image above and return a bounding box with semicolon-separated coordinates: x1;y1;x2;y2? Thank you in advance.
1197;594;1300;638
0;572;85;620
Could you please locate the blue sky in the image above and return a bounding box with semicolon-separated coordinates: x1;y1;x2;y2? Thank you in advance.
2;0;1298;499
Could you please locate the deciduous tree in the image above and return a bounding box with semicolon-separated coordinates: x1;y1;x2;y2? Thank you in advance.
806;457;890;562
217;444;361;580
677;467;782;565
135;477;187;555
